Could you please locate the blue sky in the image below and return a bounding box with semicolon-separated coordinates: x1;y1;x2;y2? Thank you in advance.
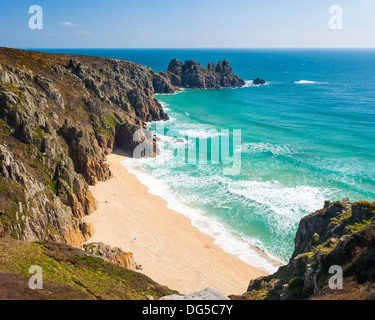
1;0;374;48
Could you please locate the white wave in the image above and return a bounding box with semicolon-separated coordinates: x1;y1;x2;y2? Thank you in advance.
155;134;190;149
294;80;328;84
241;80;269;88
121;159;282;273
156;88;186;96
241;142;299;156
242;80;255;88
228;180;331;235
184;112;190;116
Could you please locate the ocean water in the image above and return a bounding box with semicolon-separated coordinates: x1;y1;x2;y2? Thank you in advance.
36;49;375;272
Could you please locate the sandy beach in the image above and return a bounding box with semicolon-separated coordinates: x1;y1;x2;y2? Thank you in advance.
84;150;269;296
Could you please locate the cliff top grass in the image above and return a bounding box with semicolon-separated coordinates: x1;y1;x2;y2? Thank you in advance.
0;237;177;300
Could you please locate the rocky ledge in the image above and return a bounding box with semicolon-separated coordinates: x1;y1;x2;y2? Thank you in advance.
84;242;136;270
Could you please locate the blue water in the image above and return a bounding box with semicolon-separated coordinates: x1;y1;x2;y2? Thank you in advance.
35;48;375;270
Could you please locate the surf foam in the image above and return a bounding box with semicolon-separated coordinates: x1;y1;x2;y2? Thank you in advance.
121;158;282;273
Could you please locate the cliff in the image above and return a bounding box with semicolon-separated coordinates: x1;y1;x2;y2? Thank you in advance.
232;200;375;300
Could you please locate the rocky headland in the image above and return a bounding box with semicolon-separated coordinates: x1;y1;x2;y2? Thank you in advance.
161;58;245;89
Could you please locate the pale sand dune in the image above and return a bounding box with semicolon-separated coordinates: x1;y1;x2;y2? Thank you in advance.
84;150;269;296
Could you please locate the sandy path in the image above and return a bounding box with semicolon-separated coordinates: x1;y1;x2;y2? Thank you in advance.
84;150;269;296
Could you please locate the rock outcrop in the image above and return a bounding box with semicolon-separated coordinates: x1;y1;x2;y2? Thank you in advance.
84;242;136;270
161;58;245;89
233;200;375;300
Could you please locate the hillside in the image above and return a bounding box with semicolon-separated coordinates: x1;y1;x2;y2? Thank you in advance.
0;236;176;300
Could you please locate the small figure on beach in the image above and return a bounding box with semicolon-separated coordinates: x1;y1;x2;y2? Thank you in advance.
136;264;143;270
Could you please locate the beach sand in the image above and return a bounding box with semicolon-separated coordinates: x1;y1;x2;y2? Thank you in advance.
84;150;269;296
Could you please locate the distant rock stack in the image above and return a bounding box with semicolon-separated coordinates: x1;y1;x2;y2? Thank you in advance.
163;58;245;89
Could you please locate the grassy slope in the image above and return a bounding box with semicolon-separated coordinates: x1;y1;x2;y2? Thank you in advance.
0;237;177;300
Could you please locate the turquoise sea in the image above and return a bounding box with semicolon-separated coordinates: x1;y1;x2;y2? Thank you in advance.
37;49;375;272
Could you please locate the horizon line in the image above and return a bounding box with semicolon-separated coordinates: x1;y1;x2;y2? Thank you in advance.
13;47;375;50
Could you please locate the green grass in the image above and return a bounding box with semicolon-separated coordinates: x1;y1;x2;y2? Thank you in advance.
349;219;372;233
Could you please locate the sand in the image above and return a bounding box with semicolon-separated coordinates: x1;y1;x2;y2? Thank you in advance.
84;150;269;296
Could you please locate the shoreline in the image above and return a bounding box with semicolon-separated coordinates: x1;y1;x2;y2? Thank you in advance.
84;150;274;296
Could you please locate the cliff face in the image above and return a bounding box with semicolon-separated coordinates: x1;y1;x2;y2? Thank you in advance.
0;48;174;246
161;58;245;89
234;200;375;300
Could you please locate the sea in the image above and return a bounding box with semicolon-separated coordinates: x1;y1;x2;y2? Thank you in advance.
35;48;375;273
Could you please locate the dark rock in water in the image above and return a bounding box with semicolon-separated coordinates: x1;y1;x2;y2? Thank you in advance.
253;77;266;85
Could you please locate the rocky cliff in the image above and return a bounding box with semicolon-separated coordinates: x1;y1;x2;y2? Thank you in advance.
232;200;375;300
0;47;175;247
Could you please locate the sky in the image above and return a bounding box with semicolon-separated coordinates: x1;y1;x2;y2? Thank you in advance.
0;0;374;48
